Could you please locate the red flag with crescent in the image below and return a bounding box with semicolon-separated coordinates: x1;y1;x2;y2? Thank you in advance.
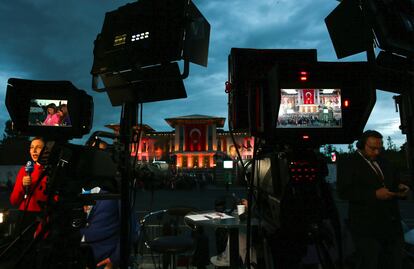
185;124;206;151
303;89;315;104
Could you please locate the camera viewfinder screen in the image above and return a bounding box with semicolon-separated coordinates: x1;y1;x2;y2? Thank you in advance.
29;99;72;127
277;89;342;128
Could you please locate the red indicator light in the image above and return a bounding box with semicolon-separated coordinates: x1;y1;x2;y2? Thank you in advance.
331;152;337;162
303;135;310;140
299;71;308;81
344;99;350;107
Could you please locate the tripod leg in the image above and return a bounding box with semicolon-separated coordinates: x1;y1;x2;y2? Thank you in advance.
13;234;39;269
0;222;36;260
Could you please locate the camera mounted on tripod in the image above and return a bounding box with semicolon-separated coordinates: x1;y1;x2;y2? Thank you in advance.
228;48;376;146
2;78;119;269
228;48;379;268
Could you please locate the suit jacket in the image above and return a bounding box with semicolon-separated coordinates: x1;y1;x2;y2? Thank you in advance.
80;192;120;266
337;152;402;238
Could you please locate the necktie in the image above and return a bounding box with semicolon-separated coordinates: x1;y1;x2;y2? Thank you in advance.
370;160;384;181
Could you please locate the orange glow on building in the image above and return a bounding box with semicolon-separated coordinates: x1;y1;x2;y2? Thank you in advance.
173;153;217;169
187;155;193;168
177;155;182;168
199;155;204;168
108;115;253;172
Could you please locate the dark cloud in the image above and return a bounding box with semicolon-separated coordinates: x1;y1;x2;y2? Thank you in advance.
0;0;407;147
0;0;130;140
364;91;405;146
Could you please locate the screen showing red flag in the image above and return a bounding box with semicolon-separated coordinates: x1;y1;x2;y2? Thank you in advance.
303;89;315;104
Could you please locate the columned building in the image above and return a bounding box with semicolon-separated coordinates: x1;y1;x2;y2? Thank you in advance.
106;114;254;171
166;115;224;169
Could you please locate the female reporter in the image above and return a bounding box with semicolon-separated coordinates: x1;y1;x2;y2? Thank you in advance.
1;137;48;268
10;137;48;214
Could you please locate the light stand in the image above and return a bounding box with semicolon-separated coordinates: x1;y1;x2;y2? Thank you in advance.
118;102;138;269
90;1;210;268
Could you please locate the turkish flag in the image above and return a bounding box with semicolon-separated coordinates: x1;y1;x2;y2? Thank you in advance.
303;89;315;104
185;124;206;151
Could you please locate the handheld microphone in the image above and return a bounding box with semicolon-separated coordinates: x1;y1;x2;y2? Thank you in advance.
24;160;34;199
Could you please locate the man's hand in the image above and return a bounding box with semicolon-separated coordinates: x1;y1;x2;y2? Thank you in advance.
97;257;113;269
375;187;396;200
395;183;410;198
22;175;31;187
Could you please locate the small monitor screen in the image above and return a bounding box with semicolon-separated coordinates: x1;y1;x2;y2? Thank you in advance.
28;99;72;127
277;88;342;128
223;160;234;169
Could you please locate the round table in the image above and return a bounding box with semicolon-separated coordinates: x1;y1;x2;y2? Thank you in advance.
185;211;257;269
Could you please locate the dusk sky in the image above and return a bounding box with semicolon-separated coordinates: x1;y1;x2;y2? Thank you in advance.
0;0;406;147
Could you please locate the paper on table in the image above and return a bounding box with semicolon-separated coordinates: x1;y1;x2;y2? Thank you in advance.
186;212;235;221
220;213;235;219
185;214;209;221
203;212;235;220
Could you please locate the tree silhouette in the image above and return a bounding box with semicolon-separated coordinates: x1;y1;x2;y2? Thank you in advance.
386;136;397;151
347;143;355;153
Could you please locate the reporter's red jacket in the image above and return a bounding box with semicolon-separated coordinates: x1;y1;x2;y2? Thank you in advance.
10;164;48;212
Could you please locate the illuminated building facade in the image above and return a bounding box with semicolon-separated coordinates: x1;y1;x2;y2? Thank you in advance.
106;114;254;170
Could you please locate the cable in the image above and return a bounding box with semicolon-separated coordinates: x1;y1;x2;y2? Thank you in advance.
245;136;262;269
127;103;144;266
131;103;143;212
227;82;270;269
314;232;335;269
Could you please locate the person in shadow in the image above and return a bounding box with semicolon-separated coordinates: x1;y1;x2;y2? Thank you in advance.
80;139;121;269
337;130;410;269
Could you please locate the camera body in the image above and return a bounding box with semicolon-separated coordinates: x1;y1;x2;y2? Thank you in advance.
6;78;93;140
2;79;120;268
229;49;377;267
251;61;376;145
5;78;120;196
228;48;376;146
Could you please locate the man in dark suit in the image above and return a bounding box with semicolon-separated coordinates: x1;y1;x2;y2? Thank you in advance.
337;130;410;269
81;187;120;269
80;139;120;269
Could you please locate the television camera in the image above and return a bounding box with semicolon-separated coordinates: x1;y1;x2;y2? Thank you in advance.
1;78;119;269
6;78;93;140
227;48;377;268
